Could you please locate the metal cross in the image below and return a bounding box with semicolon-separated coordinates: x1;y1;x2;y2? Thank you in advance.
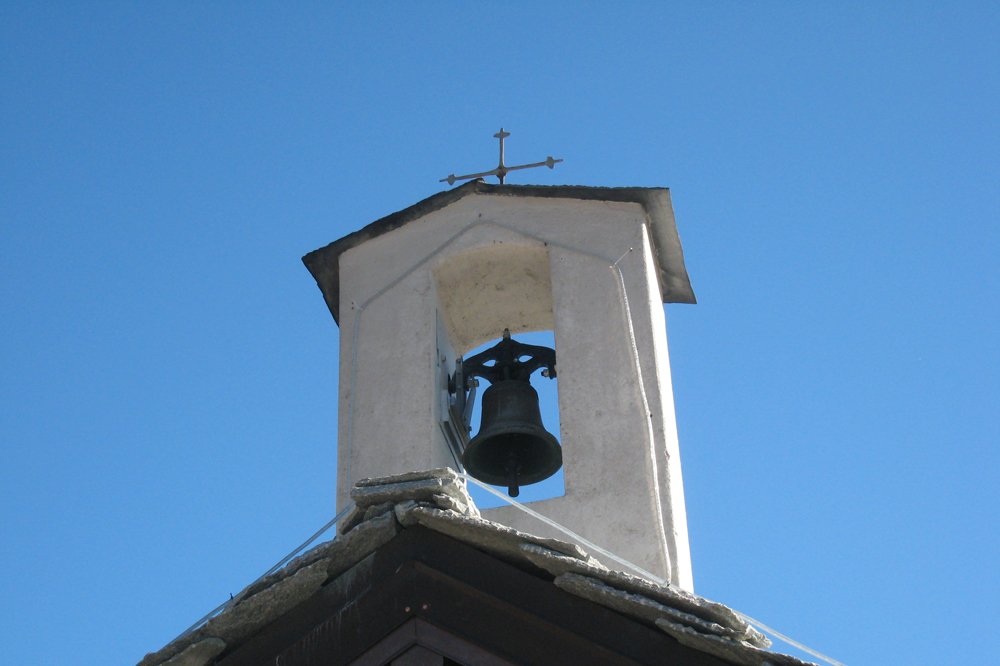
440;128;563;186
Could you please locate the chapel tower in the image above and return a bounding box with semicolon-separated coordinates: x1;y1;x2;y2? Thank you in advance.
304;179;696;589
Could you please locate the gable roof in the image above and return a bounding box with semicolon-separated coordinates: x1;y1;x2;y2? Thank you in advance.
302;181;697;326
137;470;815;666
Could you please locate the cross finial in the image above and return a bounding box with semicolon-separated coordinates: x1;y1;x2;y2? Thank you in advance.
441;128;562;186
494;128;511;179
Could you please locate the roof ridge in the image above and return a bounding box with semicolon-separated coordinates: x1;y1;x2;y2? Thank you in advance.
137;468;817;666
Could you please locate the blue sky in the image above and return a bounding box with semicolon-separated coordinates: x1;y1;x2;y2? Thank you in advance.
1;4;997;665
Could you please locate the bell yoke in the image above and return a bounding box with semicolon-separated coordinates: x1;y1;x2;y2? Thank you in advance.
460;329;561;497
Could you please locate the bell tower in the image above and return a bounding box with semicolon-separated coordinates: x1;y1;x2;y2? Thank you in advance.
304;180;697;590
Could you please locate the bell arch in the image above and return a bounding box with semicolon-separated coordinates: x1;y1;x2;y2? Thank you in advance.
433;242;554;355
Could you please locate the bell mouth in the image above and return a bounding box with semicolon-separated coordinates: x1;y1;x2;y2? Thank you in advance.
462;427;563;488
461;378;562;496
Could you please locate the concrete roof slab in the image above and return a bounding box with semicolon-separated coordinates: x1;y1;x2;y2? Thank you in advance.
303;181;696;326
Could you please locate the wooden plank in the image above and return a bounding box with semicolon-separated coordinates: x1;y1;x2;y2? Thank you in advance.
348;619;418;666
391;645;443;666
218;526;730;666
414;619;518;666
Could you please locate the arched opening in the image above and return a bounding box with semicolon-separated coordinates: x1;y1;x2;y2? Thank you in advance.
433;241;553;355
432;242;564;507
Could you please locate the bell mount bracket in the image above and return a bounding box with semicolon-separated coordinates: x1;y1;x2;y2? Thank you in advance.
461;328;556;386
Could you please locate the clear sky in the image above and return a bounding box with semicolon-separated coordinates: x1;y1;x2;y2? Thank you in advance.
1;4;997;665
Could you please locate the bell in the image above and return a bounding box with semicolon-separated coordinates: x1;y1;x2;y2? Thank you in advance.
463;379;562;498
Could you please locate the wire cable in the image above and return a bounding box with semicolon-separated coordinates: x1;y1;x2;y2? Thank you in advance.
461;473;848;666
171;501;357;644
611;247;671;583
733;612;848;666
458;472;671;587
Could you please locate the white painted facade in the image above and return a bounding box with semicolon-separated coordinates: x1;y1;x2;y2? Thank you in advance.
322;188;694;591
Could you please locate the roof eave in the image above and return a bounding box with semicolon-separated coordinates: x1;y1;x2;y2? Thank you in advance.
302;181;696;326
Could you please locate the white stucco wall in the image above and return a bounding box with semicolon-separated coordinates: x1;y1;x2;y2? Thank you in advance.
335;193;693;590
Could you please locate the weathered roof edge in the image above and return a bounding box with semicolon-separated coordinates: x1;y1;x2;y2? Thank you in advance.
302;180;697;326
138;469;819;666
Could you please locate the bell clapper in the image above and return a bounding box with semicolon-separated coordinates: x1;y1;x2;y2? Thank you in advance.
505;452;521;498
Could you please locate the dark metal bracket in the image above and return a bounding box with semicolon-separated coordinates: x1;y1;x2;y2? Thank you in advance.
446;329;556;435
462;328;556;385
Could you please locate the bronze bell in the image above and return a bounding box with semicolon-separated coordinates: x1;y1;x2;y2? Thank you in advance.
463;380;562;497
459;329;561;497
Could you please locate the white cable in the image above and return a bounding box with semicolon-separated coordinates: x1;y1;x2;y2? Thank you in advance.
458;472;673;587
734;612;847;666
611;247;671;583
172;501;357;644
258;501;357;578
461;472;846;666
